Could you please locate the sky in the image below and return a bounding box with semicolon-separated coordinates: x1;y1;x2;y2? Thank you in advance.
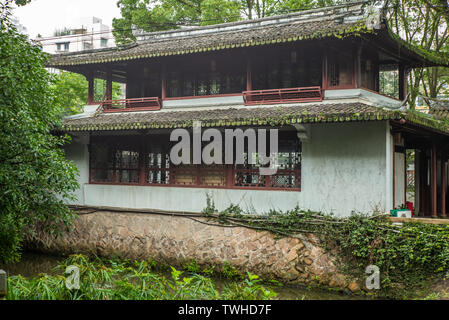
12;0;122;39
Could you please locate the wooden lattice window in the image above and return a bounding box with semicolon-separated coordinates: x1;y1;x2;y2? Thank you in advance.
327;49;354;89
89;132;301;190
165;54;246;98
114;149;140;183
233;133;301;189
90;137;141;184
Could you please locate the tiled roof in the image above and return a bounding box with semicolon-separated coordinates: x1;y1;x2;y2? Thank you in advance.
47;2;449;68
49;22;366;67
427;98;449;119
60;102;449;135
46;2;372;67
61;103;402;131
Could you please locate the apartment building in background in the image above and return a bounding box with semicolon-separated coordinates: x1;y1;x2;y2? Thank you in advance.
36;17;116;54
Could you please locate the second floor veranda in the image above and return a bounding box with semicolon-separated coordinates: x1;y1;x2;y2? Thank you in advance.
48;2;447;113
63;40;414;113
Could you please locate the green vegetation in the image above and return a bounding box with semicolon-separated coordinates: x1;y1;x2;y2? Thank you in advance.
201;197;449;298
112;0;339;44
0;3;79;264
6;254;277;300
52;71;122;115
383;0;449;106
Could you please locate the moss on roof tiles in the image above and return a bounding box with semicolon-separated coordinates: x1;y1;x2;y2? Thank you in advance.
384;26;449;67
59;102;449;135
61;103;391;131
48;18;373;67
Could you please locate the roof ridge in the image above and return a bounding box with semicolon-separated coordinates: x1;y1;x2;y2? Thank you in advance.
134;1;370;43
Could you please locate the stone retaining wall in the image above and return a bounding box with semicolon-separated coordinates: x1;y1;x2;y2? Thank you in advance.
27;210;361;292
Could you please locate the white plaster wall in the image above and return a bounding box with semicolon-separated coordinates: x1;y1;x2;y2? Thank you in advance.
67;121;389;217
163;96;244;109
298;121;388;215
64;134;89;205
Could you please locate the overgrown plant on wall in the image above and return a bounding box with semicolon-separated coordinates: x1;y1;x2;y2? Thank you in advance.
202;195;449;298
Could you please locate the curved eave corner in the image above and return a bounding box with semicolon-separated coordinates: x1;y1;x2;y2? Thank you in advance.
385;25;449;68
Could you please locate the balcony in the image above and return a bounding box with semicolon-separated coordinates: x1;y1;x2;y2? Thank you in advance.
102;97;162;113
243;87;323;106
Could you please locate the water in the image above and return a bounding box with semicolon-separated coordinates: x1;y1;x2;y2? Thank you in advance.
0;252;362;300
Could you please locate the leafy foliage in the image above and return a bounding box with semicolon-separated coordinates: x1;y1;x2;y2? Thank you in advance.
6;254;277;300
0;5;79;263
112;0;338;44
382;0;449;106
51;72;122;115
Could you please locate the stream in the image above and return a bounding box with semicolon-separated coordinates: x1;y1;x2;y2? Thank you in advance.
0;252;365;300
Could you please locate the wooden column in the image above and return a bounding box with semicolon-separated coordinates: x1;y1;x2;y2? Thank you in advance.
419;150;426;216
161;65;167;100
139;150;146;186
87;72;94;104
321;48;328;92
246;55;252;92
226;165;234;188
442;158;447;217
399;64;407;101
106;70;113;100
354;44;362;88
0;270;6;300
432;143;438;217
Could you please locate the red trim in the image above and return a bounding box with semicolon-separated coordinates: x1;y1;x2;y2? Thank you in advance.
164;93;242;100
242;86;322;105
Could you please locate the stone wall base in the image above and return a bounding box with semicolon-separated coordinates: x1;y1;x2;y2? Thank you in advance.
26;210;361;292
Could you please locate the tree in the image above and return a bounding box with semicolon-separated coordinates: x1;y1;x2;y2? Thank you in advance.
420;0;449;26
52;72;123;115
112;0;335;44
383;0;449;107
0;2;79;263
52;72;89;115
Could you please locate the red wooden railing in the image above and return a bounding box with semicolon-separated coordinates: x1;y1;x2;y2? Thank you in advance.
102;97;162;112
242;86;322;105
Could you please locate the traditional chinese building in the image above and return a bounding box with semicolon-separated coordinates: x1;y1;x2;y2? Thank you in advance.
49;1;449;217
